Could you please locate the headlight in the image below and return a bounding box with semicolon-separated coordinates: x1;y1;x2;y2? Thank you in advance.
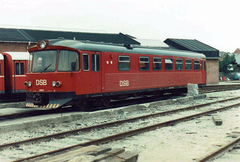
52;81;61;87
25;81;32;87
39;41;47;49
55;81;61;87
52;81;56;87
28;81;32;87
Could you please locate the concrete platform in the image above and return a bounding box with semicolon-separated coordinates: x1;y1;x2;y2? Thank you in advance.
0;102;25;109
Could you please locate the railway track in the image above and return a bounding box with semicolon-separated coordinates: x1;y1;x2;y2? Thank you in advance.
198;135;240;161
199;84;240;94
0;94;178;122
1;96;240;161
0;83;239;121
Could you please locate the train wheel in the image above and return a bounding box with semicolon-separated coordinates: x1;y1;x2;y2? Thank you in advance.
101;97;111;107
74;99;87;110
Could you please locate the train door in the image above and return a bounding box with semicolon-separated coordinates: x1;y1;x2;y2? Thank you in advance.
1;53;13;95
0;59;4;94
13;60;26;93
91;52;102;94
202;59;206;83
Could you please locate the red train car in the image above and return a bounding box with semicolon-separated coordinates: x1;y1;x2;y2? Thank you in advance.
25;39;206;109
0;52;29;99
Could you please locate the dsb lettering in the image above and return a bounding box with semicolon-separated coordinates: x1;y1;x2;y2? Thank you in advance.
119;80;129;87
36;79;47;86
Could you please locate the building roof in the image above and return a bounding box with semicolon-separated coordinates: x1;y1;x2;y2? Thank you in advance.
0;28;140;45
233;48;240;54
164;38;219;58
136;39;169;48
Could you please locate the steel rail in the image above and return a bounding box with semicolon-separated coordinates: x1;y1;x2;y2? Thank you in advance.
197;136;240;162
1;96;239;151
199;84;240;94
14;101;240;162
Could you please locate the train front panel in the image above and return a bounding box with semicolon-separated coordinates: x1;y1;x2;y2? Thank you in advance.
25;42;83;108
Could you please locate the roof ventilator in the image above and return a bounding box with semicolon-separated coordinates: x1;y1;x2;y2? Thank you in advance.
124;44;133;49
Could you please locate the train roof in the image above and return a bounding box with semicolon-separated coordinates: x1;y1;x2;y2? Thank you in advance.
0;52;29;60
46;39;206;59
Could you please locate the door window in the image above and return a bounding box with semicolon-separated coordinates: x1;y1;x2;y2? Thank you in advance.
92;54;100;72
15;62;24;75
83;53;89;71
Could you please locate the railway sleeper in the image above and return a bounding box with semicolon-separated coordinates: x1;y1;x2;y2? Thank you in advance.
35;145;138;162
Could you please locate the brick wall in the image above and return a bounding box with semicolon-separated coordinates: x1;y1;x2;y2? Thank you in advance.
0;42;36;52
206;59;219;84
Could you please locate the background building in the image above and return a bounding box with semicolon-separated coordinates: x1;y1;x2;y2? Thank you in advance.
0;28;220;84
164;38;220;84
0;28;140;52
233;48;240;72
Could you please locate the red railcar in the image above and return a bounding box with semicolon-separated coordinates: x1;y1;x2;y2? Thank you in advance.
0;52;29;99
25;39;206;109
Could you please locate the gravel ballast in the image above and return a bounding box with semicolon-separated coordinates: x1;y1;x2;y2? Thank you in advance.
0;89;240;161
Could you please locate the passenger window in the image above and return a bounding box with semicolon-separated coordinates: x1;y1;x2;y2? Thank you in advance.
185;59;192;70
175;59;183;71
28;52;33;73
58;50;79;72
165;58;173;70
153;57;162;71
83;53;89;71
118;55;130;71
202;60;205;71
92;54;100;72
15;62;24;75
194;60;200;70
139;57;149;71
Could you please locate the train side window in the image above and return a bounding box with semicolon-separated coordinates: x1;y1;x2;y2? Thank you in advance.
153;57;162;71
139;57;149;71
15;62;24;75
165;58;173;70
202;60;205;71
175;59;183;71
92;54;100;72
28;52;33;72
118;55;130;71
58;50;79;72
194;59;200;70
83;53;89;71
185;59;192;70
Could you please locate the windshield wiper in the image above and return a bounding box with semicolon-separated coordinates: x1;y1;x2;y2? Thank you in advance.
41;64;52;73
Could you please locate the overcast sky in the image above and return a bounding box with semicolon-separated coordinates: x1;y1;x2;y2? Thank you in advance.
0;0;239;52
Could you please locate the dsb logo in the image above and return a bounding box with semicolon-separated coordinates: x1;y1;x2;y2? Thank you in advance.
119;80;129;87
36;79;47;86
